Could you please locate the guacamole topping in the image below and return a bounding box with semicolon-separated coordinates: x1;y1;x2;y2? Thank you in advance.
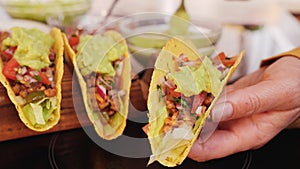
76;34;126;76
1;27;54;70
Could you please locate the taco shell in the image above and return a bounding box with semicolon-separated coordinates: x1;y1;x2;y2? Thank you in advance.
63;30;131;140
0;27;64;131
147;37;244;167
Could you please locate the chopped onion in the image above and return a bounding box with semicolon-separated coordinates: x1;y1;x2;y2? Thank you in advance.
16;74;23;81
21;67;27;75
108;89;118;97
29;70;39;76
51;81;56;88
222;68;230;78
176;103;183;110
195;106;204;116
116;62;124;76
15;96;26;106
164;79;175;89
29;78;37;83
98;76;112;89
216;63;225;72
24;75;37;83
158;78;165;85
96;85;106;99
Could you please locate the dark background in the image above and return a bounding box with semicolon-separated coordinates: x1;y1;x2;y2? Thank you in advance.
0;123;299;169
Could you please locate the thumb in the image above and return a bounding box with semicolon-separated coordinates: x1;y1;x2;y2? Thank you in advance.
212;80;288;122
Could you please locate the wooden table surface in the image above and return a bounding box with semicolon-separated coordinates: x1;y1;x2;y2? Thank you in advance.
0;64;91;142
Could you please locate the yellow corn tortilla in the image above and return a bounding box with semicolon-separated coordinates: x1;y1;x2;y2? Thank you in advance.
63;31;131;140
0;27;64;132
147;37;244;167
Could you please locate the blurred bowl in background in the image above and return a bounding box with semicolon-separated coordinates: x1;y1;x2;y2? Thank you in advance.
2;0;91;22
46;14;106;35
118;13;222;67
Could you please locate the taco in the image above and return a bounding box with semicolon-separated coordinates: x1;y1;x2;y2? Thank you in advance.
63;30;131;140
0;27;64;131
147;38;243;167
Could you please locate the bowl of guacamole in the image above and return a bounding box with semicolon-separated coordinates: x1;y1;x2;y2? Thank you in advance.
118;13;222;67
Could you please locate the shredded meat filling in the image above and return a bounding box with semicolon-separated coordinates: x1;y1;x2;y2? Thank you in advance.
85;59;125;123
160;79;214;134
158;54;215;134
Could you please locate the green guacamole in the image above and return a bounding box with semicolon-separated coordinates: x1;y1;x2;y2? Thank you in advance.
76;34;126;76
1;27;54;70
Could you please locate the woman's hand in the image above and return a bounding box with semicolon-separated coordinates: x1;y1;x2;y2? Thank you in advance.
188;56;300;162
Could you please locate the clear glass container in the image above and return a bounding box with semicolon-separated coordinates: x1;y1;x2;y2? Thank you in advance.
2;0;92;22
117;13;222;68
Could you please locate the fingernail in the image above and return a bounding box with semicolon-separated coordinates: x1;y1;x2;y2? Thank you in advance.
211;102;233;122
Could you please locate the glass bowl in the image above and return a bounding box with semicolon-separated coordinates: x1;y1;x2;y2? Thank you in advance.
117;13;222;67
2;0;92;22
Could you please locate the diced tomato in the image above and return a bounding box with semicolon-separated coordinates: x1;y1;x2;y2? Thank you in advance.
142;124;149;135
2;50;13;60
217;52;237;67
2;58;20;80
222;59;236;67
217;52;226;60
68;34;80;47
39;72;51;85
169;88;181;98
49;48;56;61
1;46;17;60
191;92;206;113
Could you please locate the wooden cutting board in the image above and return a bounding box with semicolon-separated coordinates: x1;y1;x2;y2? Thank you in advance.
0;64;91;142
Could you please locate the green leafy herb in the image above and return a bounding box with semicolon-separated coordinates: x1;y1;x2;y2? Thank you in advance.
34;75;42;82
157;85;163;102
174;97;181;104
156;84;161;90
181;99;188;108
111;81;116;89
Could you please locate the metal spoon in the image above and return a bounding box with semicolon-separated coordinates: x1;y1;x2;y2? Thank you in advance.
101;0;119;25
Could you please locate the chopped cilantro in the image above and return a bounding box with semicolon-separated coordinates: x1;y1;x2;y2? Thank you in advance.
174;97;181;104
34;75;42;82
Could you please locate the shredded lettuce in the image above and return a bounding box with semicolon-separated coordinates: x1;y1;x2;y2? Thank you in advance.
149;123;194;165
22;97;57;127
198;56;223;96
167;56;222;97
30;102;45;125
154;49;177;73
167;66;201;97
